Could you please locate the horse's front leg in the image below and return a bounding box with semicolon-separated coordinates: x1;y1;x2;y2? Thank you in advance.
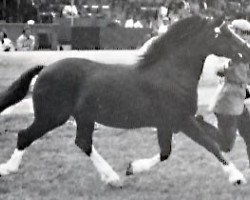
75;120;122;188
126;127;172;175
181;116;246;185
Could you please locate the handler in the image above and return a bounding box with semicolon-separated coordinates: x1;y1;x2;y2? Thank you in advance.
0;28;15;52
209;19;250;166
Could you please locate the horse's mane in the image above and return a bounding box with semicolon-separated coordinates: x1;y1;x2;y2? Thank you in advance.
138;15;209;68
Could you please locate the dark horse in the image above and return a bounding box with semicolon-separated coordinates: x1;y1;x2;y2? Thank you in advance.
0;15;250;187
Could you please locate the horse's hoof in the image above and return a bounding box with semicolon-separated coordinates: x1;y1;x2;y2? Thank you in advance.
230;176;247;186
108;182;123;189
126;162;133;176
0;163;18;176
0;164;9;176
234;180;243;186
223;162;247;186
232;178;247;186
107;179;123;188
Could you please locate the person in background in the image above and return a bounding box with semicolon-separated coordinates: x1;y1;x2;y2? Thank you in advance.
62;4;79;18
158;17;170;35
109;14;122;26
16;25;35;51
133;16;143;28
209;19;250;166
159;4;168;19
0;29;15;52
168;1;190;24
125;14;134;28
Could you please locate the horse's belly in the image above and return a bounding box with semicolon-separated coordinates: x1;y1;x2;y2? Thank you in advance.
96;120;149;129
95;108;157;129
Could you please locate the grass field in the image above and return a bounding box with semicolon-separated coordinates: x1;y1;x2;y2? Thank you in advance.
0;51;249;200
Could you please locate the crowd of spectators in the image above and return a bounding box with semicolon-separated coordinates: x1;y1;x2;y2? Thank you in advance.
0;25;35;52
59;0;192;29
1;0;250;51
36;0;250;26
0;0;195;52
1;0;250;24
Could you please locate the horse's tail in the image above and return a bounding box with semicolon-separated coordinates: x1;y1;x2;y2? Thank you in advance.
0;65;44;113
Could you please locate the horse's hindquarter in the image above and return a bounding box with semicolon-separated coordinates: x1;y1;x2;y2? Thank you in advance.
32;58;103;116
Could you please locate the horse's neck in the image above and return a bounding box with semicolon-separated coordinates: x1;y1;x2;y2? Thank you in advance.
145;51;206;87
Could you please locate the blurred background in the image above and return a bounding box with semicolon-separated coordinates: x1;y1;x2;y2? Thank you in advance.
0;0;250;50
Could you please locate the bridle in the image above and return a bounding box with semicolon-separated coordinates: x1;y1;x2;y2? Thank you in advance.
214;21;250;48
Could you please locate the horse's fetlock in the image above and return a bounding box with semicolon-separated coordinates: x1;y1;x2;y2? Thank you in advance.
75;139;92;156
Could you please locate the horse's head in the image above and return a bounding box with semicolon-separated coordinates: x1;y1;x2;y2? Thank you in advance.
139;15;250;71
205;16;250;63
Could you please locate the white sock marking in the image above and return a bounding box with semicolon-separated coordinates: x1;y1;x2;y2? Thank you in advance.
90;146;121;187
222;162;247;184
0;149;24;175
131;154;161;174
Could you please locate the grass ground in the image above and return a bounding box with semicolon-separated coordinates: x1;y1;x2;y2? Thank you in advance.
0;109;250;200
0;51;249;199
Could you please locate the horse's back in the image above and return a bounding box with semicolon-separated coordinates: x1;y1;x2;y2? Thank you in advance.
31;58;139;120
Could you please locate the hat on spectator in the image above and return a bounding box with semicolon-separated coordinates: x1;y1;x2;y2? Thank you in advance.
159;6;168;17
27;20;35;25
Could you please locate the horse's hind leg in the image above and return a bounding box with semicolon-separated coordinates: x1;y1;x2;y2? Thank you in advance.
0;115;69;176
238;106;250;167
74;118;122;187
181;116;246;185
215;113;237;153
126;127;172;175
